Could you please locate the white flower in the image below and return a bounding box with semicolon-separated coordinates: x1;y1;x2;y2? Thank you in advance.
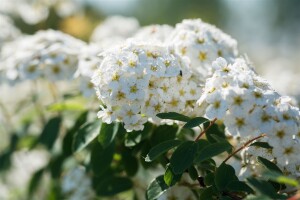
166;19;238;79
92;41;202;131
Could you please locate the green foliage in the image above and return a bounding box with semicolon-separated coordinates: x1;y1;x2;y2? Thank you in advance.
145;139;182;162
183;117;208;128
35;116;62;150
72;120;101;152
156;112;190;122
194;142;232;163
146;175;169;200
96;176;133;196
98;122;119;149
170;141;198;174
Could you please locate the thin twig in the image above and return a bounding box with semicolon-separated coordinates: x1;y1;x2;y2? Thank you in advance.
195;118;217;141
223;134;266;163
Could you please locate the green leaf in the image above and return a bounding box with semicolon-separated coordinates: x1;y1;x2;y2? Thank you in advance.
145;139;182;162
170;141;198;174
262;171;299;187
257;156;283;174
146;175;169;200
28;168;44;196
204;173;215;186
98;122;119;149
215;163;238;191
250;142;273;149
150;124;178;146
183;117;208;129
226;180;254;193
122;151;139;177
96;176;133;196
199;186;218;200
72;120;101;152
90;141;114;176
62;111;88;156
125;122;152;147
247;178;286;199
37;116;62;150
188;166;198;181
47;101;85;111
205;123;226;143
164;165;182;186
194;142;231;163
245;195;272;200
156;112;190;122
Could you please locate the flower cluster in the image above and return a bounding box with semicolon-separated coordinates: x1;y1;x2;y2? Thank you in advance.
198;57;300;176
0;14;21;49
75;44;103;97
133;24;174;43
167;19;238;80
0;29;85;85
92;41;202;131
0;0;82;25
90;16;140;43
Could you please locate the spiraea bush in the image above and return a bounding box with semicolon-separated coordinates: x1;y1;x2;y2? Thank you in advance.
0;13;300;200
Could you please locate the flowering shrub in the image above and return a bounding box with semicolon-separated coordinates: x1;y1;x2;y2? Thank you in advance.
0;13;300;200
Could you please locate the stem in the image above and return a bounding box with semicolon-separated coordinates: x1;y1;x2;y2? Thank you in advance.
223;134;266;163
195;118;217;141
32;82;46;126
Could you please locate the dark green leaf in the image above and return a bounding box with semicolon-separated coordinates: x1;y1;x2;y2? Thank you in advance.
146;175;169;200
90;141;114;176
150;125;178;146
170;141;198;174
183;117;208;129
188;166;198;181
122;151;139;177
98;122;119;149
49;154;65;178
63;111;88;156
164;165;182;186
37;116;62;150
156;112;190;122
247;178;286;199
205;123;226;143
257;156;283;174
199;186;218;200
145;139;182;162
96;176;133;196
125;123;152;147
28;168;45;196
194;142;231;163
72;120;101;152
226;180;254;193
250;142;273;149
215;163;238;191
204;173;215;186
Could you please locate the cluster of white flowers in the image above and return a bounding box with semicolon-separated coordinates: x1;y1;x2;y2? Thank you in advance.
0;29;85;85
133;24;174;43
167;19;238;80
90;16;140;43
0;14;21;49
198;57;300;176
75;44;103;97
92;41;202;131
0;0;82;25
61;166;94;200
